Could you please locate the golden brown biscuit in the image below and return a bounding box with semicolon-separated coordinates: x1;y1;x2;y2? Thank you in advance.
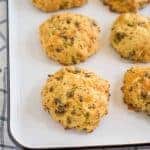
32;0;87;12
111;13;150;62
103;0;150;13
122;66;150;115
39;13;100;65
42;67;110;132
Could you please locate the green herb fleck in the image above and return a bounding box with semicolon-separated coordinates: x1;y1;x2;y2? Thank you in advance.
66;90;75;98
54;98;67;114
114;32;127;43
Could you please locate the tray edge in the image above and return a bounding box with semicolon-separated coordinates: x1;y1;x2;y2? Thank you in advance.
6;0;150;149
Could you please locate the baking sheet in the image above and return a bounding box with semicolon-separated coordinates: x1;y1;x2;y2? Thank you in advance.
8;0;150;149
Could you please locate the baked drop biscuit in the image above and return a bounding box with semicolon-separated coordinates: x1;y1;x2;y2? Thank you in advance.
39;13;100;65
32;0;87;12
111;13;150;62
103;0;150;13
122;66;150;115
42;67;110;132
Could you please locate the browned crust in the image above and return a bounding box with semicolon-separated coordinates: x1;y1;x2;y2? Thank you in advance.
121;67;150;116
32;0;88;12
103;0;150;13
123;98;150;116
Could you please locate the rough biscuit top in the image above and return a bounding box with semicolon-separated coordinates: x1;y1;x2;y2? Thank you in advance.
32;0;87;12
39;13;100;65
122;66;150;115
42;67;110;132
103;0;150;13
111;13;150;62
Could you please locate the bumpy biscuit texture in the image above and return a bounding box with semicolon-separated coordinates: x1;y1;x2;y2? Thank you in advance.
111;13;150;62
42;67;110;132
32;0;87;12
103;0;150;13
122;67;150;115
39;13;100;65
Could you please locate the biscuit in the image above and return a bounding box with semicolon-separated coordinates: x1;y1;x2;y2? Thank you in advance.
110;13;150;62
122;66;150;115
39;13;100;65
32;0;87;12
103;0;150;13
42;67;110;132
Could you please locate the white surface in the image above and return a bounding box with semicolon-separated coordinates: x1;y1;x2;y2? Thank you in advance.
9;0;150;148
